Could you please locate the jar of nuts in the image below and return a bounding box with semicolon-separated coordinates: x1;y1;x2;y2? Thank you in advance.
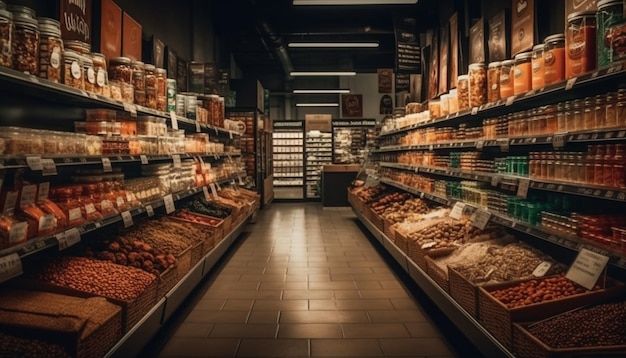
62;50;83;90
108;56;132;83
131;60;145;91
64;40;90;54
0;9;12;68
144;64;156;90
91;52;108;96
12;14;39;75
156;68;167;111
36;17;62;83
468;62;487;108
81;54;96;93
457;75;470;111
7;4;35;17
487;61;501;103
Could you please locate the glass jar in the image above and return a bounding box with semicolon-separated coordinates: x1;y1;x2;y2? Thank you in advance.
108;56;132;83
594;94;607;129
594;145;606;185
144;64;156;90
81;54;96;93
0;9;12;68
531;44;545;90
468;62;487;108
156;68;167;111
566;11;597;79
556;102;566;131
614;144;626;188
545;104;558;133
596;0;624;67
487;61;501;103
109;80;122;100
543;34;566;85
91;52;107;96
603;144;615;186
37;17;62;83
457;75;470;111
513;51;532;95
146;87;157;109
134;89;146;107
499;59;514;98
614;88;626;127
131;60;145;91
63;40;90;55
583;97;595;130
121;81;134;103
12;14;39;75
62;50;83;90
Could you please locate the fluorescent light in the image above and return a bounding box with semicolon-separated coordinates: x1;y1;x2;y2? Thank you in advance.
288;42;379;48
293;89;350;94
296;103;339;107
294;0;417;5
290;71;356;76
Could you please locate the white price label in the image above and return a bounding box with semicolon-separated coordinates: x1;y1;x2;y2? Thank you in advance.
38;214;56;231
229;131;234;139
85;203;96;215
69;207;83;222
101;200;113;210
203;186;211;201
3;191;17;216
116;196;125;208
210;182;219;199
121;210;134;228
123;102;137;117
170;111;179;130
20;184;37;207
0;253;23;282
517;178;530;199
37;182;50;203
476;140;484;150
238;174;245;185
26;156;43;171
41;159;57;176
421;242;437;249
172;154;182;168
565;77;577;91
140;155;149;165
533;261;552;277
472;210;492;230
164;194;175;214
57;228;81;251
505;96;516;106
552;132;567;149
145;204;155;217
491;175;501;187
566;248;610;290
9;222;28;244
102;158;112;172
449;202;466;220
471;107;478;115
498;139;510;152
196;120;202;133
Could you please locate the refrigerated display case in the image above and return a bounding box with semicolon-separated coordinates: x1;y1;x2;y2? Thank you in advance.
273;120;305;199
306;131;332;199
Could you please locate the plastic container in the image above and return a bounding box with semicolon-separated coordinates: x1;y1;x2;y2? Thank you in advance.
499;60;514;98
566;11;597;78
12;14;39;75
0;8;12;67
513;51;532;95
596;0;624;67
543;34;566;85
108;56;132;83
468;63;487;108
487;61;501;103
62;50;83;90
531;44;545;89
37;17;62;83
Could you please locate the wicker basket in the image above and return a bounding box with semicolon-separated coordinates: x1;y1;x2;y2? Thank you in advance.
370;211;384;230
512;322;626;358
157;265;178;298
175;245;193;279
76;302;123;358
406;238;427;270
478;276;625;350
448;266;481;318
383;218;396;239
425;256;449;293
393;230;409;255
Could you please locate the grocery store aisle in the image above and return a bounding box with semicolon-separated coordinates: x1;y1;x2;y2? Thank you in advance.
155;203;466;357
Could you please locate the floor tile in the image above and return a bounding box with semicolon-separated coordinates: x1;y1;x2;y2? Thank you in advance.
310;338;383;356
378;337;454;356
283;290;334;300
222;299;255;311
236;338;309;357
160;337;239;357
309;281;357;290
186;310;250;324
335;299;394;311
172;322;213;338
359;289;410;299
253;299;309;311
308;299;337;311
209;323;277;338
366;310;428;323
278;323;343;338
246;310;280;324
193;299;225;310
280;310;369;323
404;323;445;338
342;323;410;338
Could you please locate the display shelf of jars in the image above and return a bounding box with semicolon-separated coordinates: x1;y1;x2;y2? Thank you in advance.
378;177;626;271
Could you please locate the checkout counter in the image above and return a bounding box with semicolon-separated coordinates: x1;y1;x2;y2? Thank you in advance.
321;164;361;206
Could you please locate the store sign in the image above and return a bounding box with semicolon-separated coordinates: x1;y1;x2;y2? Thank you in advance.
565;0;598;18
305;114;332;132
470;18;487;64
566;248;609;290
378;68;393;93
489;11;508;61
449;13;459;88
394;16;421;72
60;0;92;43
341;94;363;118
511;0;534;56
332;119;376;127
273;121;304;129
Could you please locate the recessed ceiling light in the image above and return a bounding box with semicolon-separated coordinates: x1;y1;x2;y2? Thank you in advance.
290;71;357;76
293;0;417;5
293;89;351;94
288;42;379;48
296;103;340;107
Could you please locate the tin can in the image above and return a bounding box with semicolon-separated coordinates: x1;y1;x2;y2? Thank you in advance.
596;0;624;67
166;79;177;112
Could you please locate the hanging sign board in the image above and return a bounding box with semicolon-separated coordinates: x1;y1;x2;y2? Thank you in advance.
273;120;304;130
511;0;535;56
305;114;332;132
60;0;92;43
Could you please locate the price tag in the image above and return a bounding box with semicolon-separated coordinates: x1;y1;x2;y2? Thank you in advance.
216;181;222;191
449;202;466;220
29;75;39;83
238;173;245;185
8;222;27;245
41;159;57;176
20;184;37;207
429;144;434;151
145;204;155;217
140;155;149;165
472;209;492;230
26;156;43;171
210;182;219;199
491;175;501;187
0;253;23;282
37;182;50;203
196;120;202;133
85;203;96;215
101;200;113;211
68;207;82;222
229;131;234;139
533;261;552;277
121;211;134;228
170;111;179;130
607;62;622;74
517;178;530;199
172;154;182;169
566;248;610;290
476;140;484;150
552;132;567;149
102;158;112;172
164;194;175;214
471;107;478;115
421;242;437;249
123;102;137;117
57;228;81;251
498;139;510;152
505;96;516;106
565;77;577;90
38;214;56;232
203;186;211;201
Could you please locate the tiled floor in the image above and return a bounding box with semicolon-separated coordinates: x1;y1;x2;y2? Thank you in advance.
153;203;470;357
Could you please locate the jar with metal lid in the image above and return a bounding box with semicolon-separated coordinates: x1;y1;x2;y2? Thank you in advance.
62;50;83;90
155;67;167;96
146;87;157;109
468;62;487;108
108;56;132;83
499;59;514;98
487;61;501;103
64;40;90;54
131;60;145;91
545;104;558;133
144;64;156;90
543;34;566;85
615;88;626;126
12;14;38;75
91;52;107;96
531;44;545;90
566;11;597;79
134;89;146;107
513;51;532;95
121;81;134;103
457;75;470;111
597;0;624;67
0;1;6;9
7;4;35;17
80;54;96;93
0;9;12;67
37;17;62;83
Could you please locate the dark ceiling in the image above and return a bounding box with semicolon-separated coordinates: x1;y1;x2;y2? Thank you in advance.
212;0;432;92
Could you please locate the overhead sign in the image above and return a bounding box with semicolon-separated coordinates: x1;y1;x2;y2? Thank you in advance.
305;114;332;132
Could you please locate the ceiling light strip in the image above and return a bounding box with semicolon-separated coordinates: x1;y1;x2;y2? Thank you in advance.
293;89;350;94
290;71;356;76
295;103;339;107
288;42;379;48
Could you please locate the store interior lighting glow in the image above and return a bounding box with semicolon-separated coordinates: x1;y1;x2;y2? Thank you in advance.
290;71;356;76
294;0;417;5
295;103;340;107
288;42;379;48
293;89;350;94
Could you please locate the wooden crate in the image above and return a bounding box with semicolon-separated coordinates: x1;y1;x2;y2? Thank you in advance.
370;211;384;230
383;218;396;239
425;256;449;293
393;230;409;255
448;266;481;318
478;277;625;350
512;322;626;358
157;265;178;298
175;244;193;279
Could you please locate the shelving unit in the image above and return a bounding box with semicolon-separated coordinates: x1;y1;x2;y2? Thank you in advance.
332;119;377;165
306;131;332;199
272;121;305;199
